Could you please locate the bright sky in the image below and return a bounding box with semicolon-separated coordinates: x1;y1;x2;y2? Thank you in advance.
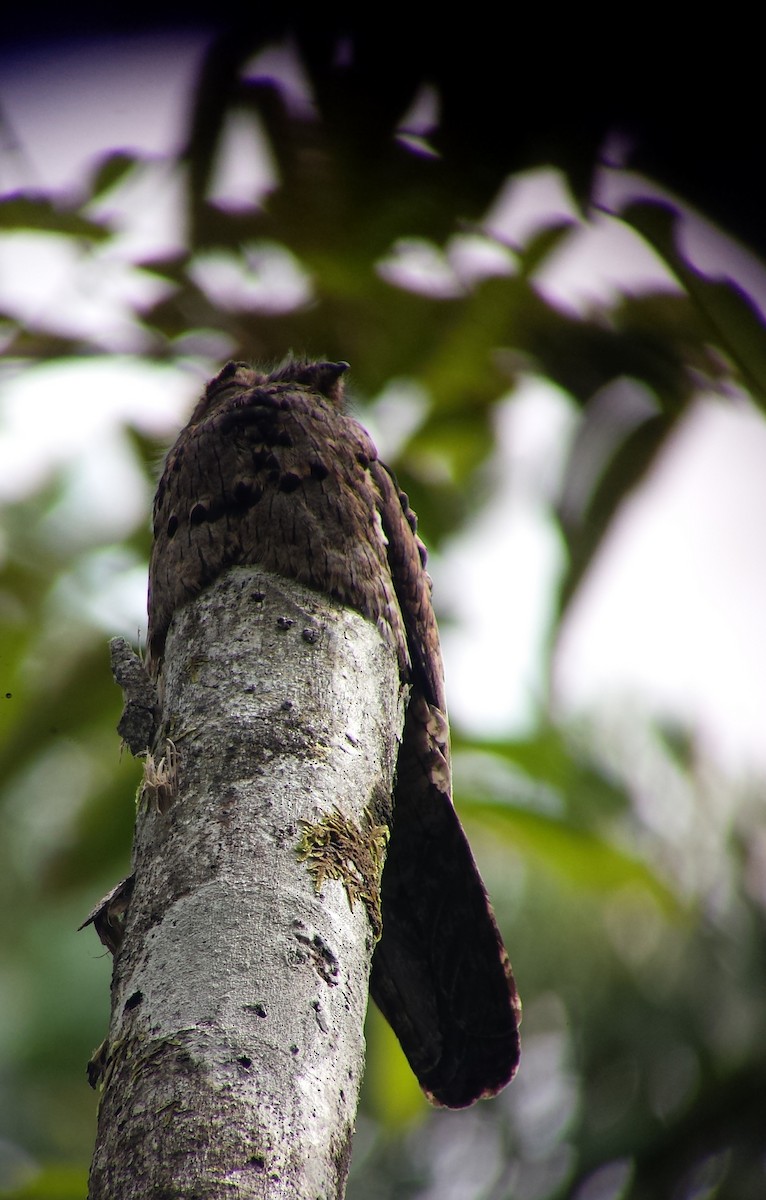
1;33;766;779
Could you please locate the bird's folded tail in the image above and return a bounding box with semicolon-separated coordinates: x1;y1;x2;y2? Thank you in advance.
369;693;521;1108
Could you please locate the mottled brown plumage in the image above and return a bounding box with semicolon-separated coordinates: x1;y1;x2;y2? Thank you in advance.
147;359;520;1107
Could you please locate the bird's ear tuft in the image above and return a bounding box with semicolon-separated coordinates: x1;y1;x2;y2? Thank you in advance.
312;360;350;406
269;359;350;406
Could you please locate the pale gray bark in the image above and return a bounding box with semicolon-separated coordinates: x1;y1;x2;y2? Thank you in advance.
88;567;406;1199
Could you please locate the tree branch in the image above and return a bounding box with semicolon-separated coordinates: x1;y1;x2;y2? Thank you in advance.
88;566;405;1199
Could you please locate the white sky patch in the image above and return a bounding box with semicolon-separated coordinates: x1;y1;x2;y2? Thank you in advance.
377;237;464;298
436;380;575;735
431;374;766;778
555;394;766;774
39;428;151;549
359;378;431;462
447;233;516;287
86;158;190;262
48;546;151;640
206;108;279;213
0;232;173;350
483;167;580;247
0;31;211;194
533;213;681;316
189;243;313;313
0;357;199;501
482;166;681;316
595;164;766;321
241;41;316;119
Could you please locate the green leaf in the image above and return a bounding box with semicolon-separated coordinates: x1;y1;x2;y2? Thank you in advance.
621;199;766;409
460;799;680;912
517;218;577;275
454;727;629;828
363;1005;425;1127
0;196;110;239
86;152;140;200
0;1164;89;1199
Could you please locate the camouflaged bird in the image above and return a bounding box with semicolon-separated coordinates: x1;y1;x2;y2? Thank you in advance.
146;359;521;1107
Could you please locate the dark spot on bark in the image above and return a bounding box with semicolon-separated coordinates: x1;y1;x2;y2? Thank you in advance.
310;459;329;480
280;699;293;711
124;990;143;1012
278;471;301;493
312;1000;329;1032
4;693;11;699
248;1155;265;1171
244;1001;268;1018
356;452;369;468
276;616;293;630
237;1055;253;1069
189;502;208;525
290;1044;299;1055
302;627;319;644
252;591;265;603
166;514;178;538
311;934;340;985
294;926;340;986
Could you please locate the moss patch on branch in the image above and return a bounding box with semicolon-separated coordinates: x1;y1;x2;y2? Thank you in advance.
296;808;389;940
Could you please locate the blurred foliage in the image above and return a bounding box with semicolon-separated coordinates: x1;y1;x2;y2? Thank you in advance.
2;22;766;1200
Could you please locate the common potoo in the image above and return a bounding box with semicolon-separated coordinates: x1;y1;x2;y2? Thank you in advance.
147;359;521;1108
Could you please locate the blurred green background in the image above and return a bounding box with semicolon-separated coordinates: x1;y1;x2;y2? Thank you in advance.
1;18;766;1200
